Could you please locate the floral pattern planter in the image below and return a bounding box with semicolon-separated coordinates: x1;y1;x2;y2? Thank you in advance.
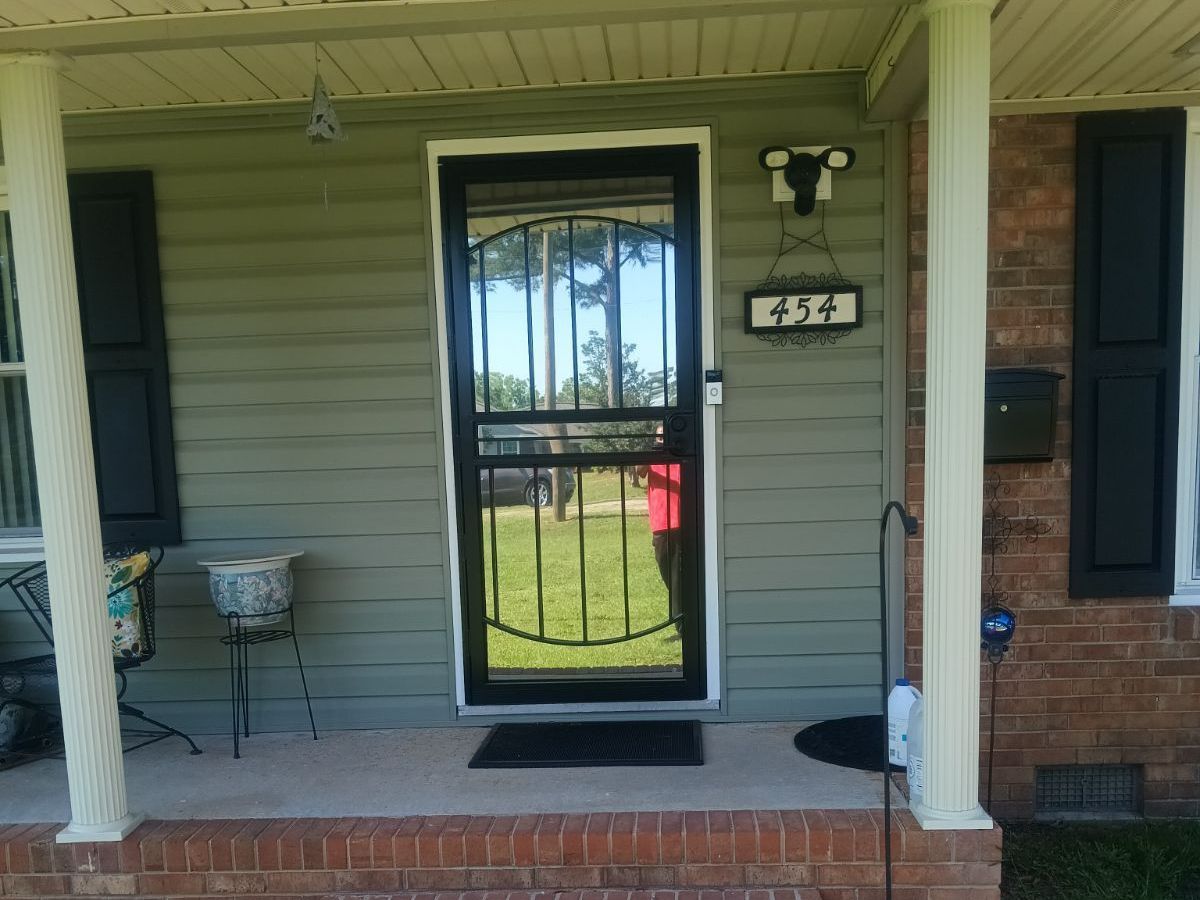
197;552;303;626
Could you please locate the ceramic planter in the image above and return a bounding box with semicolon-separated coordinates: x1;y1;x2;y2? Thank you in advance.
197;551;304;626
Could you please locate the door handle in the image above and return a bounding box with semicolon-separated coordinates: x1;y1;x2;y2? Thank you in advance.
665;413;693;456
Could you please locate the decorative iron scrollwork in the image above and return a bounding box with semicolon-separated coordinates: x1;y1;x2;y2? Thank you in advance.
982;471;1050;608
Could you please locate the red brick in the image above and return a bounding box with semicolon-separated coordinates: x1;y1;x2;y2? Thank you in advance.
706;812;733;865
682;812;708;864
441;815;472;869
753;812;781;865
184;820;223;872
418;817;449;868
610;813;636;866
300;818;333;870
464;817;493;868
466;866;534;890
232;820;267;871
69;872;138;895
392;817;422;868
251;818;290;872
777;811;806;868
675;864;745;887
533;865;606;888
135;871;207;894
743;864;813;886
813;863;883;887
203;870;265;894
332;868;403;892
730;811;757;864
658;812;684;866
278;818;312;871
346;818;377;870
585;814;612;867
264;868;336;892
634;813;660;865
535;814;564;868
205;819;245;873
405;866;471;890
163;822;200;873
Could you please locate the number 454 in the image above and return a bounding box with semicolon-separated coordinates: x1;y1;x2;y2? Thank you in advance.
770;293;838;326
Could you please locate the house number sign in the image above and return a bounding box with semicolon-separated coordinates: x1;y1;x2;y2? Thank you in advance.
743;284;863;335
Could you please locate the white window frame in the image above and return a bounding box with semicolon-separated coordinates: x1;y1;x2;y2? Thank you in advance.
0;165;47;563
1172;108;1200;605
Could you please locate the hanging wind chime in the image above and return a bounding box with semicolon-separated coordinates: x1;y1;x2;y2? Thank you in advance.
306;46;347;209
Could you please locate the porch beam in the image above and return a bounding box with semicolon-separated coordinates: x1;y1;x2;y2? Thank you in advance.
0;0;913;56
914;0;994;831
864;5;927;122
0;52;141;843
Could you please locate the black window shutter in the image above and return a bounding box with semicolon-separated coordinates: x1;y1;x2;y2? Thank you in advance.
67;171;181;546
1070;110;1185;598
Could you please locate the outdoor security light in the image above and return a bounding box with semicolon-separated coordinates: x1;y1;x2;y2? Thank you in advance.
757;145;857;215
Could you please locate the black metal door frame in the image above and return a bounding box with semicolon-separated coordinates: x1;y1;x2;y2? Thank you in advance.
440;145;705;706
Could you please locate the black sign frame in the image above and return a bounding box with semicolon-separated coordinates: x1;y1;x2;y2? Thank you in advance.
743;282;864;335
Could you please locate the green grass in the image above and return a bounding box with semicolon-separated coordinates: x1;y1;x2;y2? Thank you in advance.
1002;821;1200;900
482;470;682;672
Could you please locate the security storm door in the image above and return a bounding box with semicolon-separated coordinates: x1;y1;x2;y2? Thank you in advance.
441;146;704;705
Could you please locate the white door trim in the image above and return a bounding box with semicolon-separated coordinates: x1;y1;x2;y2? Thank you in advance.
424;126;720;709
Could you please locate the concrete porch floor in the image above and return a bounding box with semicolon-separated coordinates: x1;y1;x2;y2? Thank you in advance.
0;722;899;822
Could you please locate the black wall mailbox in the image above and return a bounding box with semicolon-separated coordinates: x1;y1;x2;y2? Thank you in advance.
984;368;1065;463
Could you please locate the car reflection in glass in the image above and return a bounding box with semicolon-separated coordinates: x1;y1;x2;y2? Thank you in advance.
479;436;577;508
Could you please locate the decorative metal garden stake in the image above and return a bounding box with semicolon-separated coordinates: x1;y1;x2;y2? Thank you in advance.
979;473;1044;810
879;500;918;900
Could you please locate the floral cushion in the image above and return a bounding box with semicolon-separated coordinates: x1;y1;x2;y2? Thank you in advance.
105;551;150;660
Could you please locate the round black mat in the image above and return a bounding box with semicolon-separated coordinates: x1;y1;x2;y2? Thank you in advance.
793;715;903;773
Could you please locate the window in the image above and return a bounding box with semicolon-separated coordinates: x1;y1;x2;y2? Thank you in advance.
0;169;182;557
1173;108;1200;604
0;206;42;554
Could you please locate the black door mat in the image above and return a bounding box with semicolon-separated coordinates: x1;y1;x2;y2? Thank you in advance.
469;720;703;768
793;715;903;773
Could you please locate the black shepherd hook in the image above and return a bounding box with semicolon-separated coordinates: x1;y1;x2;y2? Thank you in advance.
879;501;918;900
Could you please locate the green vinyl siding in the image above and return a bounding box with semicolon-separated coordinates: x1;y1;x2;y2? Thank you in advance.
0;74;895;731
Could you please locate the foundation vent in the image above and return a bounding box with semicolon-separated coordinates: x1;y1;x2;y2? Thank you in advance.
1034;764;1142;818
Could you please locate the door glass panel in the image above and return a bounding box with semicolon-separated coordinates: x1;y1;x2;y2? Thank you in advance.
452;154;699;702
479;463;687;681
465;177;676;413
477;420;662;456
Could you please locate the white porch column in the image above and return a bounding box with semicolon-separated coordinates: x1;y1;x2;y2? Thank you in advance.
0;53;141;842
915;0;995;831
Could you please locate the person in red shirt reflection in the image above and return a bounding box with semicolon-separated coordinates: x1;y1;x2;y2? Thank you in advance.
637;425;682;641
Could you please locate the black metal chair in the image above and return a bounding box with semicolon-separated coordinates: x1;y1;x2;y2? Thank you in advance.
0;544;201;755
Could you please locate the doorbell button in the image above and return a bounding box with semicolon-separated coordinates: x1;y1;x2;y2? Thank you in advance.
705;369;724;405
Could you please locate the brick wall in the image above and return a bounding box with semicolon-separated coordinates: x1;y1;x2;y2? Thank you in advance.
0;812;1002;900
906;114;1200;820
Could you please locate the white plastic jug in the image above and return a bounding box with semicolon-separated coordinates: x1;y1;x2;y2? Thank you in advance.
906;696;925;805
887;679;921;766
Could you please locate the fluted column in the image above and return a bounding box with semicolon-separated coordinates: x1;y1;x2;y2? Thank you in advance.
916;0;995;830
0;52;141;842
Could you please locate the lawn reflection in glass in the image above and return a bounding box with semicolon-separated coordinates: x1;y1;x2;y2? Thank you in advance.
480;465;684;681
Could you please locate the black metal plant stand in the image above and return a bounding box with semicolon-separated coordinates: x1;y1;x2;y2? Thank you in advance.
219;607;316;759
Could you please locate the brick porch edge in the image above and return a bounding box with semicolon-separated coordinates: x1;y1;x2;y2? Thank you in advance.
0;811;1002;900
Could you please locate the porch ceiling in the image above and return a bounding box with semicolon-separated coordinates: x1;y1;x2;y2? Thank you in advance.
0;0;908;111
0;0;1197;114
